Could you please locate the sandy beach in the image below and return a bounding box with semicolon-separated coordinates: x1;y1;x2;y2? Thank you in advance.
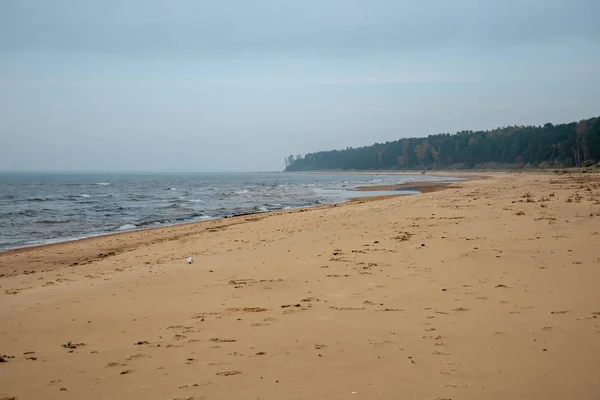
1;171;600;400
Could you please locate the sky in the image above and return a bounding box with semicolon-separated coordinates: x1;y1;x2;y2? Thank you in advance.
1;0;599;172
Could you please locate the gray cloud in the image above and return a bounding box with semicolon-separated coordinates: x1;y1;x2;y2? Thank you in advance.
0;0;599;172
2;0;598;58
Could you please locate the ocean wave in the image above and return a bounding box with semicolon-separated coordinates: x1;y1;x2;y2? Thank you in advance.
80;194;91;198
35;219;74;225
17;209;38;217
164;203;189;209
92;205;126;212
126;194;155;201
95;182;111;186
132;213;212;228
116;224;137;231
26;197;49;202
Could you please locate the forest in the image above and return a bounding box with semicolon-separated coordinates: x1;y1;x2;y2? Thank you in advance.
284;116;600;171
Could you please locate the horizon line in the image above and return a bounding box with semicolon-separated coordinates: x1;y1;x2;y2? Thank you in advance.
0;170;284;174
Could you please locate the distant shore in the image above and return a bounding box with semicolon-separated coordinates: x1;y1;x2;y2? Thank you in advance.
287;169;487;177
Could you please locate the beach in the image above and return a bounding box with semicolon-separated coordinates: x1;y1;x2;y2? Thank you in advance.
1;171;599;399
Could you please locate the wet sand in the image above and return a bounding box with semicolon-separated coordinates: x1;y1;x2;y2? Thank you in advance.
355;180;462;193
1;171;600;399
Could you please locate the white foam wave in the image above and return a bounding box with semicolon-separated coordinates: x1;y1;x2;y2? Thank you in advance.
116;224;137;231
80;194;91;198
95;182;111;186
258;206;268;212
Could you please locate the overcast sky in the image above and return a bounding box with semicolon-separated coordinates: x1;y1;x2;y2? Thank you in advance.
1;0;599;172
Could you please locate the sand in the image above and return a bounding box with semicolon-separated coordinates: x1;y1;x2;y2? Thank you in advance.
1;171;600;400
355;180;463;193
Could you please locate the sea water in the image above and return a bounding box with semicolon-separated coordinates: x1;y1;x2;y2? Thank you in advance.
0;172;456;250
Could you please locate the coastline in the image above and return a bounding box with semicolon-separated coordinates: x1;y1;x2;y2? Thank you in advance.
0;176;463;274
1;171;600;399
0;201;333;277
355;180;462;193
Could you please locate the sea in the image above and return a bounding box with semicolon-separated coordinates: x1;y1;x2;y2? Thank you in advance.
0;172;456;251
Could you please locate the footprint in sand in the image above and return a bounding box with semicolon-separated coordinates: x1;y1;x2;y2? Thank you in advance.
281;304;301;308
106;361;128;367
301;297;319;302
215;370;241;376
126;354;148;361
5;287;32;295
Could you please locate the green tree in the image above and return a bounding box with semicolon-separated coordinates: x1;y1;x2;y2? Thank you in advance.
283;116;600;171
413;140;430;165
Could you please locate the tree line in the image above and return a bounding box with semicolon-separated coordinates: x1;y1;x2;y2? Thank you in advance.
284;116;600;171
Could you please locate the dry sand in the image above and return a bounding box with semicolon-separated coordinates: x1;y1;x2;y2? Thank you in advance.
1;171;600;400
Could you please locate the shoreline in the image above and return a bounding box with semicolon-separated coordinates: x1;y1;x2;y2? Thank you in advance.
289;169;489;178
0;203;332;277
0;176;463;263
355;180;462;193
